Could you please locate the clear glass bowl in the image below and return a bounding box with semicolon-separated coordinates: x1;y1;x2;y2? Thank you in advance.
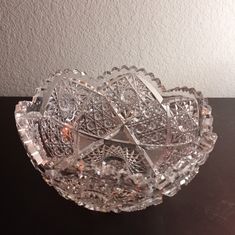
15;66;217;212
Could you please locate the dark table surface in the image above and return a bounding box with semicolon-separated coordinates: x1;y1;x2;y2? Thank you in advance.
1;97;235;235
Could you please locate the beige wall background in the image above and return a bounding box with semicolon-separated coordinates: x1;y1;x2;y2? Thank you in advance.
0;0;235;97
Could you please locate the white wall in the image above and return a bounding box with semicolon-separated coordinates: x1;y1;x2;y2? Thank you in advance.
0;0;235;97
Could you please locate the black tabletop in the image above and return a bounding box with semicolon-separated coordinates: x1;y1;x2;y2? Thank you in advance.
1;97;235;235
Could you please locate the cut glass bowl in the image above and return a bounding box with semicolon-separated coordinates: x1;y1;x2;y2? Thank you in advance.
15;66;217;212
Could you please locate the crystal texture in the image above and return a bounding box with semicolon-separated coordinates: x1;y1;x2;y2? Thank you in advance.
15;66;217;212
